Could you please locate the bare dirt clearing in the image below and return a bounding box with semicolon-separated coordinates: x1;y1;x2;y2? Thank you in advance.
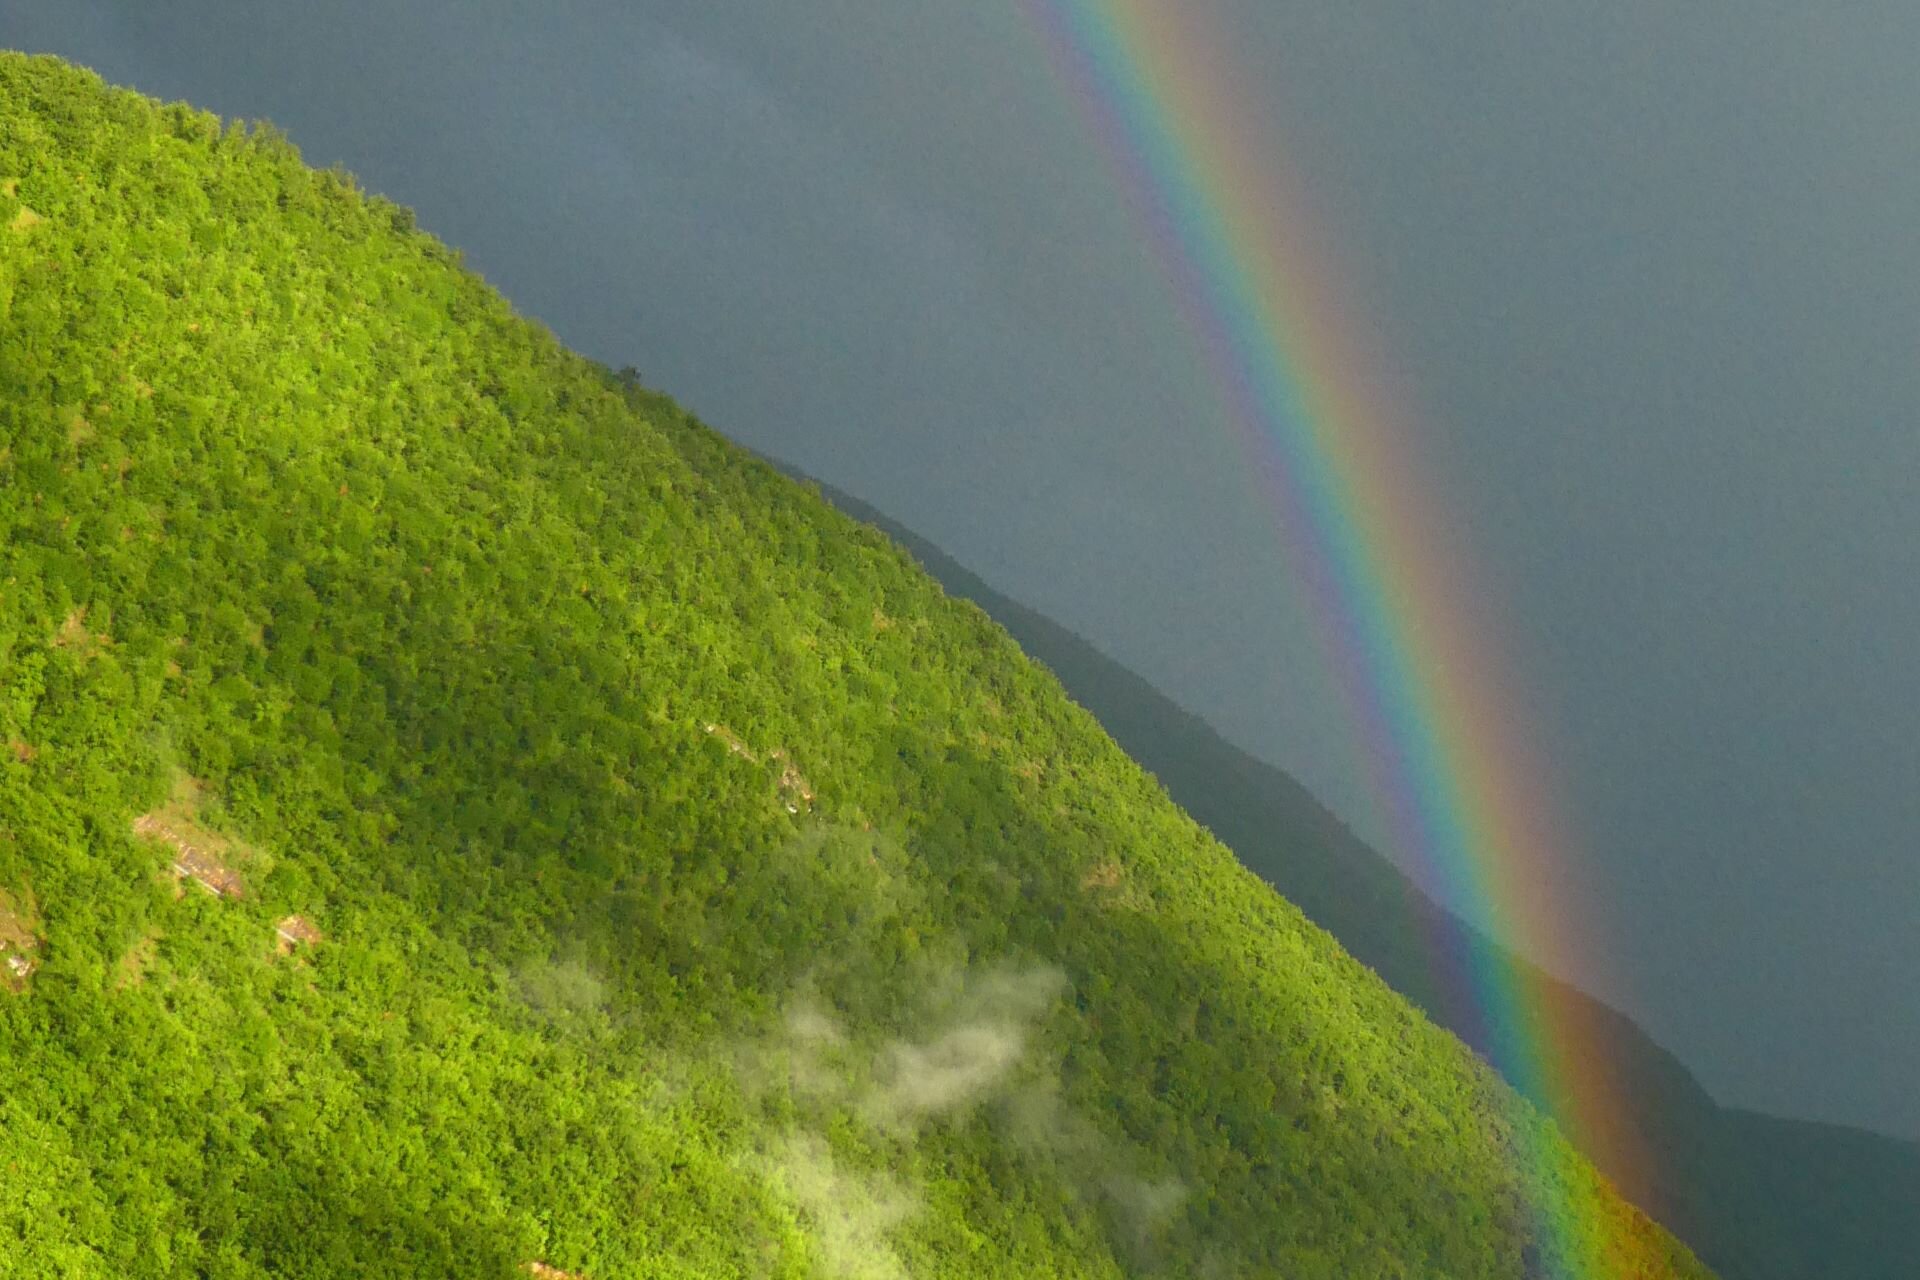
704;723;815;813
0;886;43;992
273;915;322;955
132;775;254;898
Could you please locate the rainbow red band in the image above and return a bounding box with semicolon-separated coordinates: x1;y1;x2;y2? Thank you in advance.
1018;3;1646;1271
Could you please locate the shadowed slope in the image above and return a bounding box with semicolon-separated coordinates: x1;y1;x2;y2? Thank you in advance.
801;480;1918;1280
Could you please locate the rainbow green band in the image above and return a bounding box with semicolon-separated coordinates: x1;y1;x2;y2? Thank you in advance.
1018;3;1644;1271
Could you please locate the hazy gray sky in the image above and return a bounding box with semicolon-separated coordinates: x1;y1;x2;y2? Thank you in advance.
7;1;1916;1140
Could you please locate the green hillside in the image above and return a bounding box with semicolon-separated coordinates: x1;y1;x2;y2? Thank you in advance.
806;478;1920;1280
0;53;1710;1278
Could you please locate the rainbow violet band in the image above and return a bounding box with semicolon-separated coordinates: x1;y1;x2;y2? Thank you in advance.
1017;3;1647;1271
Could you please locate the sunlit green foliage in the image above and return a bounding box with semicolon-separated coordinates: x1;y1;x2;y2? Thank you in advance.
0;53;1709;1278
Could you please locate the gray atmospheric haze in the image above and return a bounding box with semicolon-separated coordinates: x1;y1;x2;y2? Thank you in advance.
5;1;1916;1142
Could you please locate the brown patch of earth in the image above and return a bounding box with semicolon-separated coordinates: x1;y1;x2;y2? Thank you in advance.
1079;860;1151;911
273;914;322;956
132;775;253;899
53;606;88;647
0;887;43;992
706;724;816;814
768;749;815;813
703;722;758;762
52;605;112;658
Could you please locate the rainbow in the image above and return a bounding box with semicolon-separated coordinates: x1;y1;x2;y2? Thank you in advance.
1018;1;1647;1271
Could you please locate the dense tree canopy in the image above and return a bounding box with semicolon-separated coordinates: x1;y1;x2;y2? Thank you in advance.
0;53;1710;1278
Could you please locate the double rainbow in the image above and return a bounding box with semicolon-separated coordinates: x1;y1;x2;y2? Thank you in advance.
1018;1;1647;1271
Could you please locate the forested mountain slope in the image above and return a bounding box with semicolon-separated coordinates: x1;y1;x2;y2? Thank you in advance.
0;53;1708;1278
801;484;1920;1280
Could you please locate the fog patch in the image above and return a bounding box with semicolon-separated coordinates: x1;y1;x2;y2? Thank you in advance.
757;1131;916;1280
514;956;608;1019
1003;1077;1189;1251
737;960;1185;1270
867;966;1063;1128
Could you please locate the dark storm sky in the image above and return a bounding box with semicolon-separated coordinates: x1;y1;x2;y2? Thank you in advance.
7;2;1916;1140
